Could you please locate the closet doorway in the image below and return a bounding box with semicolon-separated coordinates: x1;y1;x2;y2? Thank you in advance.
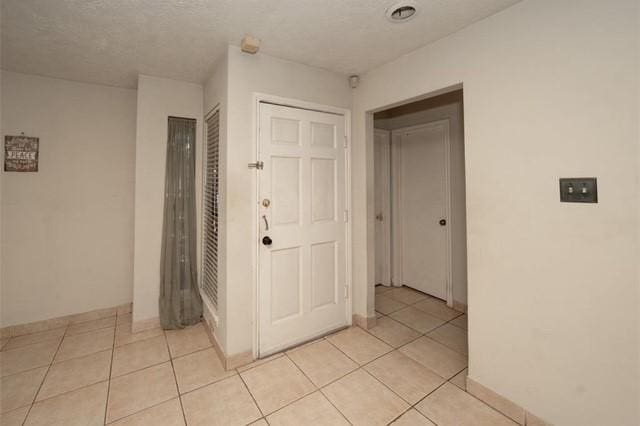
374;89;467;313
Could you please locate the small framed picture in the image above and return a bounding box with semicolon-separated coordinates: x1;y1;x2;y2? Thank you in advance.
4;135;39;172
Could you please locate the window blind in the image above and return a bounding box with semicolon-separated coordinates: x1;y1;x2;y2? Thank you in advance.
202;110;220;308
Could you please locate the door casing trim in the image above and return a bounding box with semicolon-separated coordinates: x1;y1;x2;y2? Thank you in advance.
252;92;353;359
373;128;392;287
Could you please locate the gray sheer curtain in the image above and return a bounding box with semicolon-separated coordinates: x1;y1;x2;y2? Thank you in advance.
159;117;203;329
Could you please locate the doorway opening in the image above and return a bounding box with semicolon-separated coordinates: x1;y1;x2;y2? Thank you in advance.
372;89;468;344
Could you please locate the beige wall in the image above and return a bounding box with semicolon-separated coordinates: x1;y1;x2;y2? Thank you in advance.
132;75;203;323
352;0;639;424
1;71;136;326
375;101;467;305
222;46;351;356
0;23;4;327
637;3;640;423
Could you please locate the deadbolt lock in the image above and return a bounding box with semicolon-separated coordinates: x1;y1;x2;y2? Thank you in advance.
262;199;271;208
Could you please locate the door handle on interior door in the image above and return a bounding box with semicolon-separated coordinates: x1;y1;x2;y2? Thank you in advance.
262;236;273;246
439;219;447;226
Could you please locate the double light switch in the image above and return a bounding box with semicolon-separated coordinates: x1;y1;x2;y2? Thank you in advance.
559;178;597;203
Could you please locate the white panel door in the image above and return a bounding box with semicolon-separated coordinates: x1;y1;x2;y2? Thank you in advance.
374;129;391;286
258;103;347;356
398;121;450;299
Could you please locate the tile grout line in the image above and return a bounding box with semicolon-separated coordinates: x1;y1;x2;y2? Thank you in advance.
102;313;119;425
323;334;363;366
423;331;468;357
292;339;360;390
170;342;212;361
233;291;465;425
404;364;471;425
375;292;467;354
163;330;189;426
15;352;114;407
23;379;113;408
283;352;354;426
378;286;465;316
1;331;67;353
443;372;522;425
176;371;239;399
22;324;69;425
387;359;469;423
110;357;169;379
324;330;396;369
235;353;285;375
387;308;460;334
347;365;415;425
103;397;180;425
374;288;456;422
318;387;355;426
240;344;365;422
293;338;434;426
396;378;450;425
410;366;517;426
237;367;268;422
322;334;426;394
0;360;58;381
324;324;467;425
66;315;118;334
102;328;183;423
106;334;170;379
367;324;426;351
113;326;165;349
240;351;345;425
248;361;316;423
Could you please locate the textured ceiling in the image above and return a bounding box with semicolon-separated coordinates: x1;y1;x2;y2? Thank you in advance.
1;0;521;89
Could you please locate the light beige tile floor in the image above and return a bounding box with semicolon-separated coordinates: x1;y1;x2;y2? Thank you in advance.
325;326;392;365
367;317;421;348
375;295;408;315
427;323;468;355
389;306;446;334
392;408;436;425
239;355;315;415
1;288;517;425
450;367;468;390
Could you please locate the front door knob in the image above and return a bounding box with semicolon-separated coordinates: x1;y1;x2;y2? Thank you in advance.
262;236;273;246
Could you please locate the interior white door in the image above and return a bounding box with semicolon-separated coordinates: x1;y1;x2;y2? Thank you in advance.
397;121;450;299
258;102;348;356
374;129;391;286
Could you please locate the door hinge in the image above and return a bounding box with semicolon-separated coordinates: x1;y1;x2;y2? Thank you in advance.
248;161;264;170
344;135;348;148
344;285;349;299
343;210;349;222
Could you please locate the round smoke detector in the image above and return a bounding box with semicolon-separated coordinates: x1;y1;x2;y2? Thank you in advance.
385;1;418;23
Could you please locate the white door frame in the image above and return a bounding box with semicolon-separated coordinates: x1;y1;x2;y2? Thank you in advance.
252;93;352;358
374;128;392;287
390;119;453;306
